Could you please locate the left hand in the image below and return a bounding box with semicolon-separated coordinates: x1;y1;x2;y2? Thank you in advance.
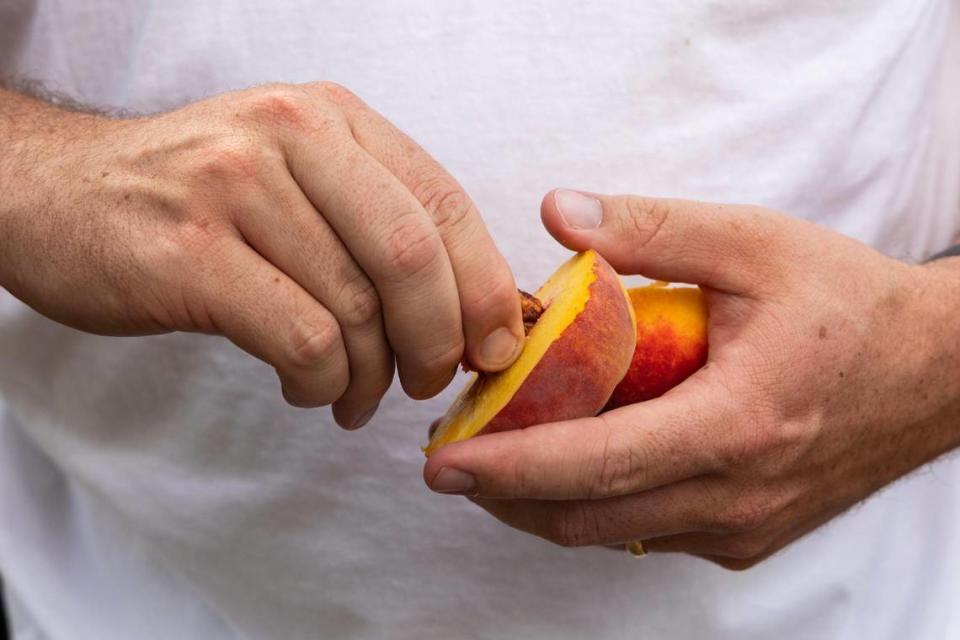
423;190;960;570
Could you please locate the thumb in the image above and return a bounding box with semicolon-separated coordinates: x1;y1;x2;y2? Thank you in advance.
540;189;786;294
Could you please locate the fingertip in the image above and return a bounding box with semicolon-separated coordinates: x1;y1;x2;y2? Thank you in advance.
422;427;525;497
280;380;339;409
539;188;565;237
468;325;524;372
540;188;560;218
540;188;603;252
331;401;380;431
402;381;440;401
422;451;446;488
277;346;350;409
281;384;320;409
398;362;457;401
456;250;525;373
421;461;434;489
422;438;459;478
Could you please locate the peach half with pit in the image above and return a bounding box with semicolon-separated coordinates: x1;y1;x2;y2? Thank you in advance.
424;250;636;456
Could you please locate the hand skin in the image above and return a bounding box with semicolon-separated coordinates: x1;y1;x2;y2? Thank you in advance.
424;189;960;570
0;82;525;428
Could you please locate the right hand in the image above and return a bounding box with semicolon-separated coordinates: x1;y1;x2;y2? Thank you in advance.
0;82;524;428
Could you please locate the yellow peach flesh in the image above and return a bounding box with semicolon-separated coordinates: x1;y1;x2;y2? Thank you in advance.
425;250;617;455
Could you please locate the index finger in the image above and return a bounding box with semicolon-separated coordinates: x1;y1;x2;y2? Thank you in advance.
423;385;727;500
325;85;526;372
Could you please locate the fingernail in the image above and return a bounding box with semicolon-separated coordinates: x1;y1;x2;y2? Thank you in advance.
555;189;602;230
430;467;478;495
478;327;522;369
348;404;378;430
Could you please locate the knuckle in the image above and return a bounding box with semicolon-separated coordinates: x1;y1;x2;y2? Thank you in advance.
715;495;774;533
335;275;382;329
460;273;517;322
771;417;819;465
244;84;310;128
718;402;779;470
588;423;641;498
241;84;345;138
508;462;532;499
716;535;768;562
623;197;670;250
414;175;474;230
195;139;270;185
381;218;442;281
288;317;342;370
718;400;812;481
506;443;544;498
312;81;358;105
549;506;594;548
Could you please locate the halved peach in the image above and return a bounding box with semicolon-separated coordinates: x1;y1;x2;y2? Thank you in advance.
603;283;708;411
424;250;636;456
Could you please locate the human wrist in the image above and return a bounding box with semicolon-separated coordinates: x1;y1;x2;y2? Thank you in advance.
904;259;960;453
0;93;107;201
0;90;114;288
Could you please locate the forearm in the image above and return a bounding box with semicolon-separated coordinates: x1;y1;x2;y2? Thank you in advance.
0;87;110;289
0;86;102;200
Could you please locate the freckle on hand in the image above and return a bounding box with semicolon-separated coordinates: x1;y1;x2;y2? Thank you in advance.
819;326;827;339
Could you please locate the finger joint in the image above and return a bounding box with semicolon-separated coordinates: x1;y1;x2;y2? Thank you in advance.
380;217;443;283
335;274;382;330
624;197;670;251
288;316;341;369
414;176;475;232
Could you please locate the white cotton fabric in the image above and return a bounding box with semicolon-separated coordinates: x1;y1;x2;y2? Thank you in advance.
1;1;959;638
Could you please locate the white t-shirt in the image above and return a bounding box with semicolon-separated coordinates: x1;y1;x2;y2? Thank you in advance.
1;1;959;639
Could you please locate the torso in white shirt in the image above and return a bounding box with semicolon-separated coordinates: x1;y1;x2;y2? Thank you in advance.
1;1;959;638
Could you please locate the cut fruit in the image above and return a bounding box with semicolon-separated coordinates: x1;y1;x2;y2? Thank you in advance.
424;250;636;456
603;283;708;411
